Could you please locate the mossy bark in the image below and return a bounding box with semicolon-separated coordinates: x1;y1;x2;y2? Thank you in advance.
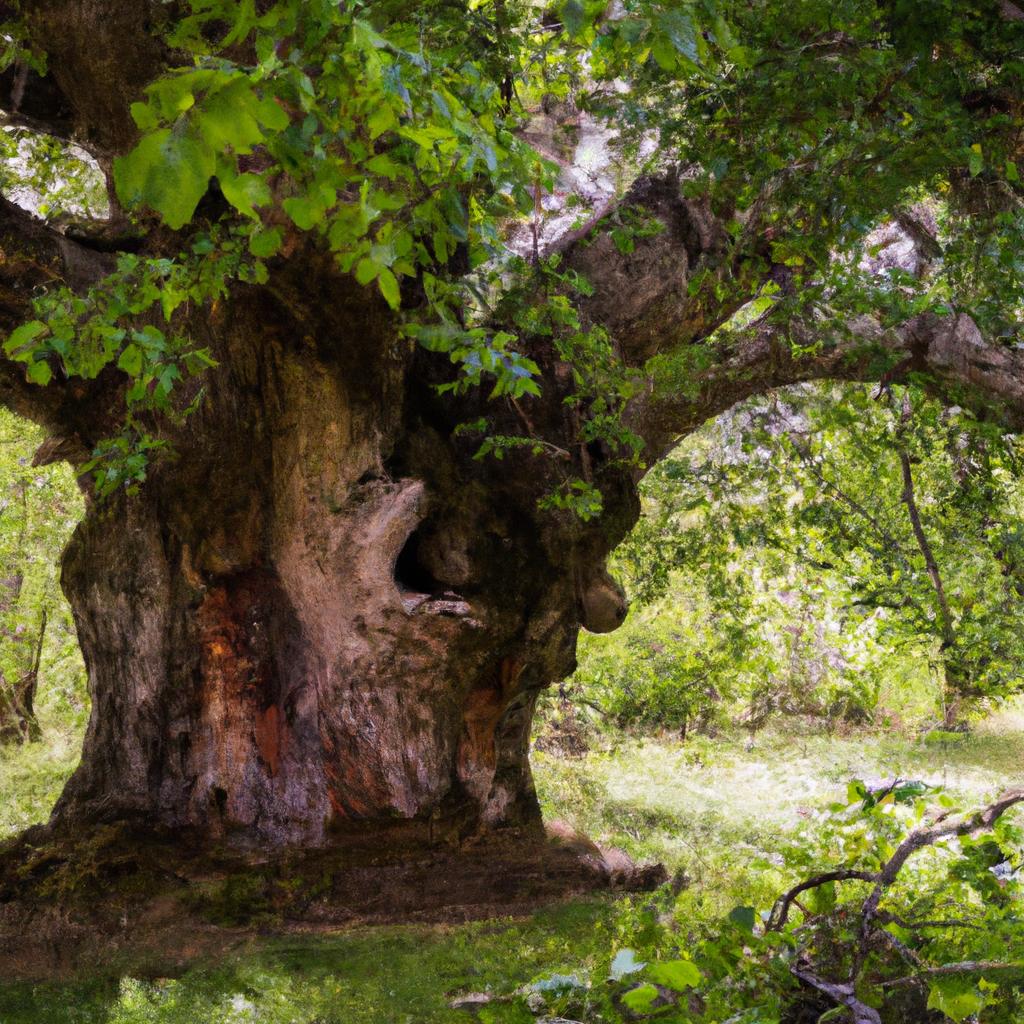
49;270;631;848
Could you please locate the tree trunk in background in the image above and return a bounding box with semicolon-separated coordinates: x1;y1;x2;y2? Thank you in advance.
51;272;631;848
0;573;43;745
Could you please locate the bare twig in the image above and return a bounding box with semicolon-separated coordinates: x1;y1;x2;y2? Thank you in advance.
883;961;1024;988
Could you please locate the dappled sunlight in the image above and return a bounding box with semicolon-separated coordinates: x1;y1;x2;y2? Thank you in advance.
534;706;1024;873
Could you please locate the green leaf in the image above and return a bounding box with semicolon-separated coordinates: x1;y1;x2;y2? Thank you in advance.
114;127;215;230
377;267;400;309
968;144;983;177
26;359;52;386
728;905;756;933
4;320;47;356
647;959;701;992
927;978;989;1022
561;0;587;37
283;194;330;230
249;227;283;258
220;170;271;218
117;344;144;377
367;103;398;140
130;102;160;131
355;258;380;285
658;9;699;63
621;983;660;1013
253;94;289;131
196;84;266;154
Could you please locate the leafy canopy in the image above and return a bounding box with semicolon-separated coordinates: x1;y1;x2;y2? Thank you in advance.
1;0;1023;499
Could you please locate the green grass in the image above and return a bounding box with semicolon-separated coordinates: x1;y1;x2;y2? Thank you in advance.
0;703;1021;1022
0;901;625;1023
0;710;81;839
534;700;1024;918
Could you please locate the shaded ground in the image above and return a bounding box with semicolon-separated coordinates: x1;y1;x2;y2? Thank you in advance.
0;818;663;983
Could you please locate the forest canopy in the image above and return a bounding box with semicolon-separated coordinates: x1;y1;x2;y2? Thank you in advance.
1;0;1023;498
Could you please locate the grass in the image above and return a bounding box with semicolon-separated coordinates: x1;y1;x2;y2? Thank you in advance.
0;900;624;1023
534;700;1024;918
0;702;1021;1022
0;709;81;839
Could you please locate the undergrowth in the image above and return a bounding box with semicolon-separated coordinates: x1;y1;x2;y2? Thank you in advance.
0;705;1021;1022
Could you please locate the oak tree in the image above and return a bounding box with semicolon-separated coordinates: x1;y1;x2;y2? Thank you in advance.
0;0;1021;864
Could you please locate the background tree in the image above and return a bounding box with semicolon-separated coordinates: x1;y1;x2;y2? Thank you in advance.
0;0;1021;865
0;410;83;743
583;383;1024;738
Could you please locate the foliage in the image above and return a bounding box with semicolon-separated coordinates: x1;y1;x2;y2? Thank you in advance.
570;382;1024;736
0;410;86;740
588;783;1024;1024
2;0;1022;512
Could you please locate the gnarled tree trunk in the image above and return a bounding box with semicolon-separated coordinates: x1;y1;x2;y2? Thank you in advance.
49;270;630;849
2;0;1023;870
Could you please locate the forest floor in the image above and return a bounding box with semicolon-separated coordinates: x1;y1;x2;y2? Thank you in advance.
0;704;1021;1022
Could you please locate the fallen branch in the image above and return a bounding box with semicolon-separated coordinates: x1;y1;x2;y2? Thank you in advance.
776;788;1024;1021
883;961;1024;988
767;869;876;931
790;962;881;1024
857;788;1024;960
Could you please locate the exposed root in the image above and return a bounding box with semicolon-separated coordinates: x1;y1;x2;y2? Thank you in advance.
0;821;665;981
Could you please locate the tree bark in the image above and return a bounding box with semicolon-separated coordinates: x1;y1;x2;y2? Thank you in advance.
2;176;1020;853
44;266;629;846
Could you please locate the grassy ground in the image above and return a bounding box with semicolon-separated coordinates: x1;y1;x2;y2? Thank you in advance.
535;702;1024;924
0;708;81;839
0;704;1021;1022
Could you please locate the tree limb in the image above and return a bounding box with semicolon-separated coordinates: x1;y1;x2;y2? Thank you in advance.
883;961;1024;988
768;869;876;931
0;195;113;431
790;962;882;1024
15;1;174;156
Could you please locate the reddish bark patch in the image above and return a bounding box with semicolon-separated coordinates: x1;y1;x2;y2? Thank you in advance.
254;704;284;777
320;731;391;821
192;570;293;821
458;657;522;783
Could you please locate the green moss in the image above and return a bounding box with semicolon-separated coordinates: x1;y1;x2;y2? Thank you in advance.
183;872;276;927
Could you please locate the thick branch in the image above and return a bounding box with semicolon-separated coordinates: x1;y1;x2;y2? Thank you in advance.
16;1;174;155
630;312;1024;461
554;174;1024;458
884;961;1024;987
897;408;955;648
0;195;113;430
859;787;1024;939
790;963;882;1024
777;790;1024;1021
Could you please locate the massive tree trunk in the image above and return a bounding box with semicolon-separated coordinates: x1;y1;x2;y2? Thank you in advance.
42;236;1024;853
3;180;1023;859
47;266;630;847
1;0;1023;866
